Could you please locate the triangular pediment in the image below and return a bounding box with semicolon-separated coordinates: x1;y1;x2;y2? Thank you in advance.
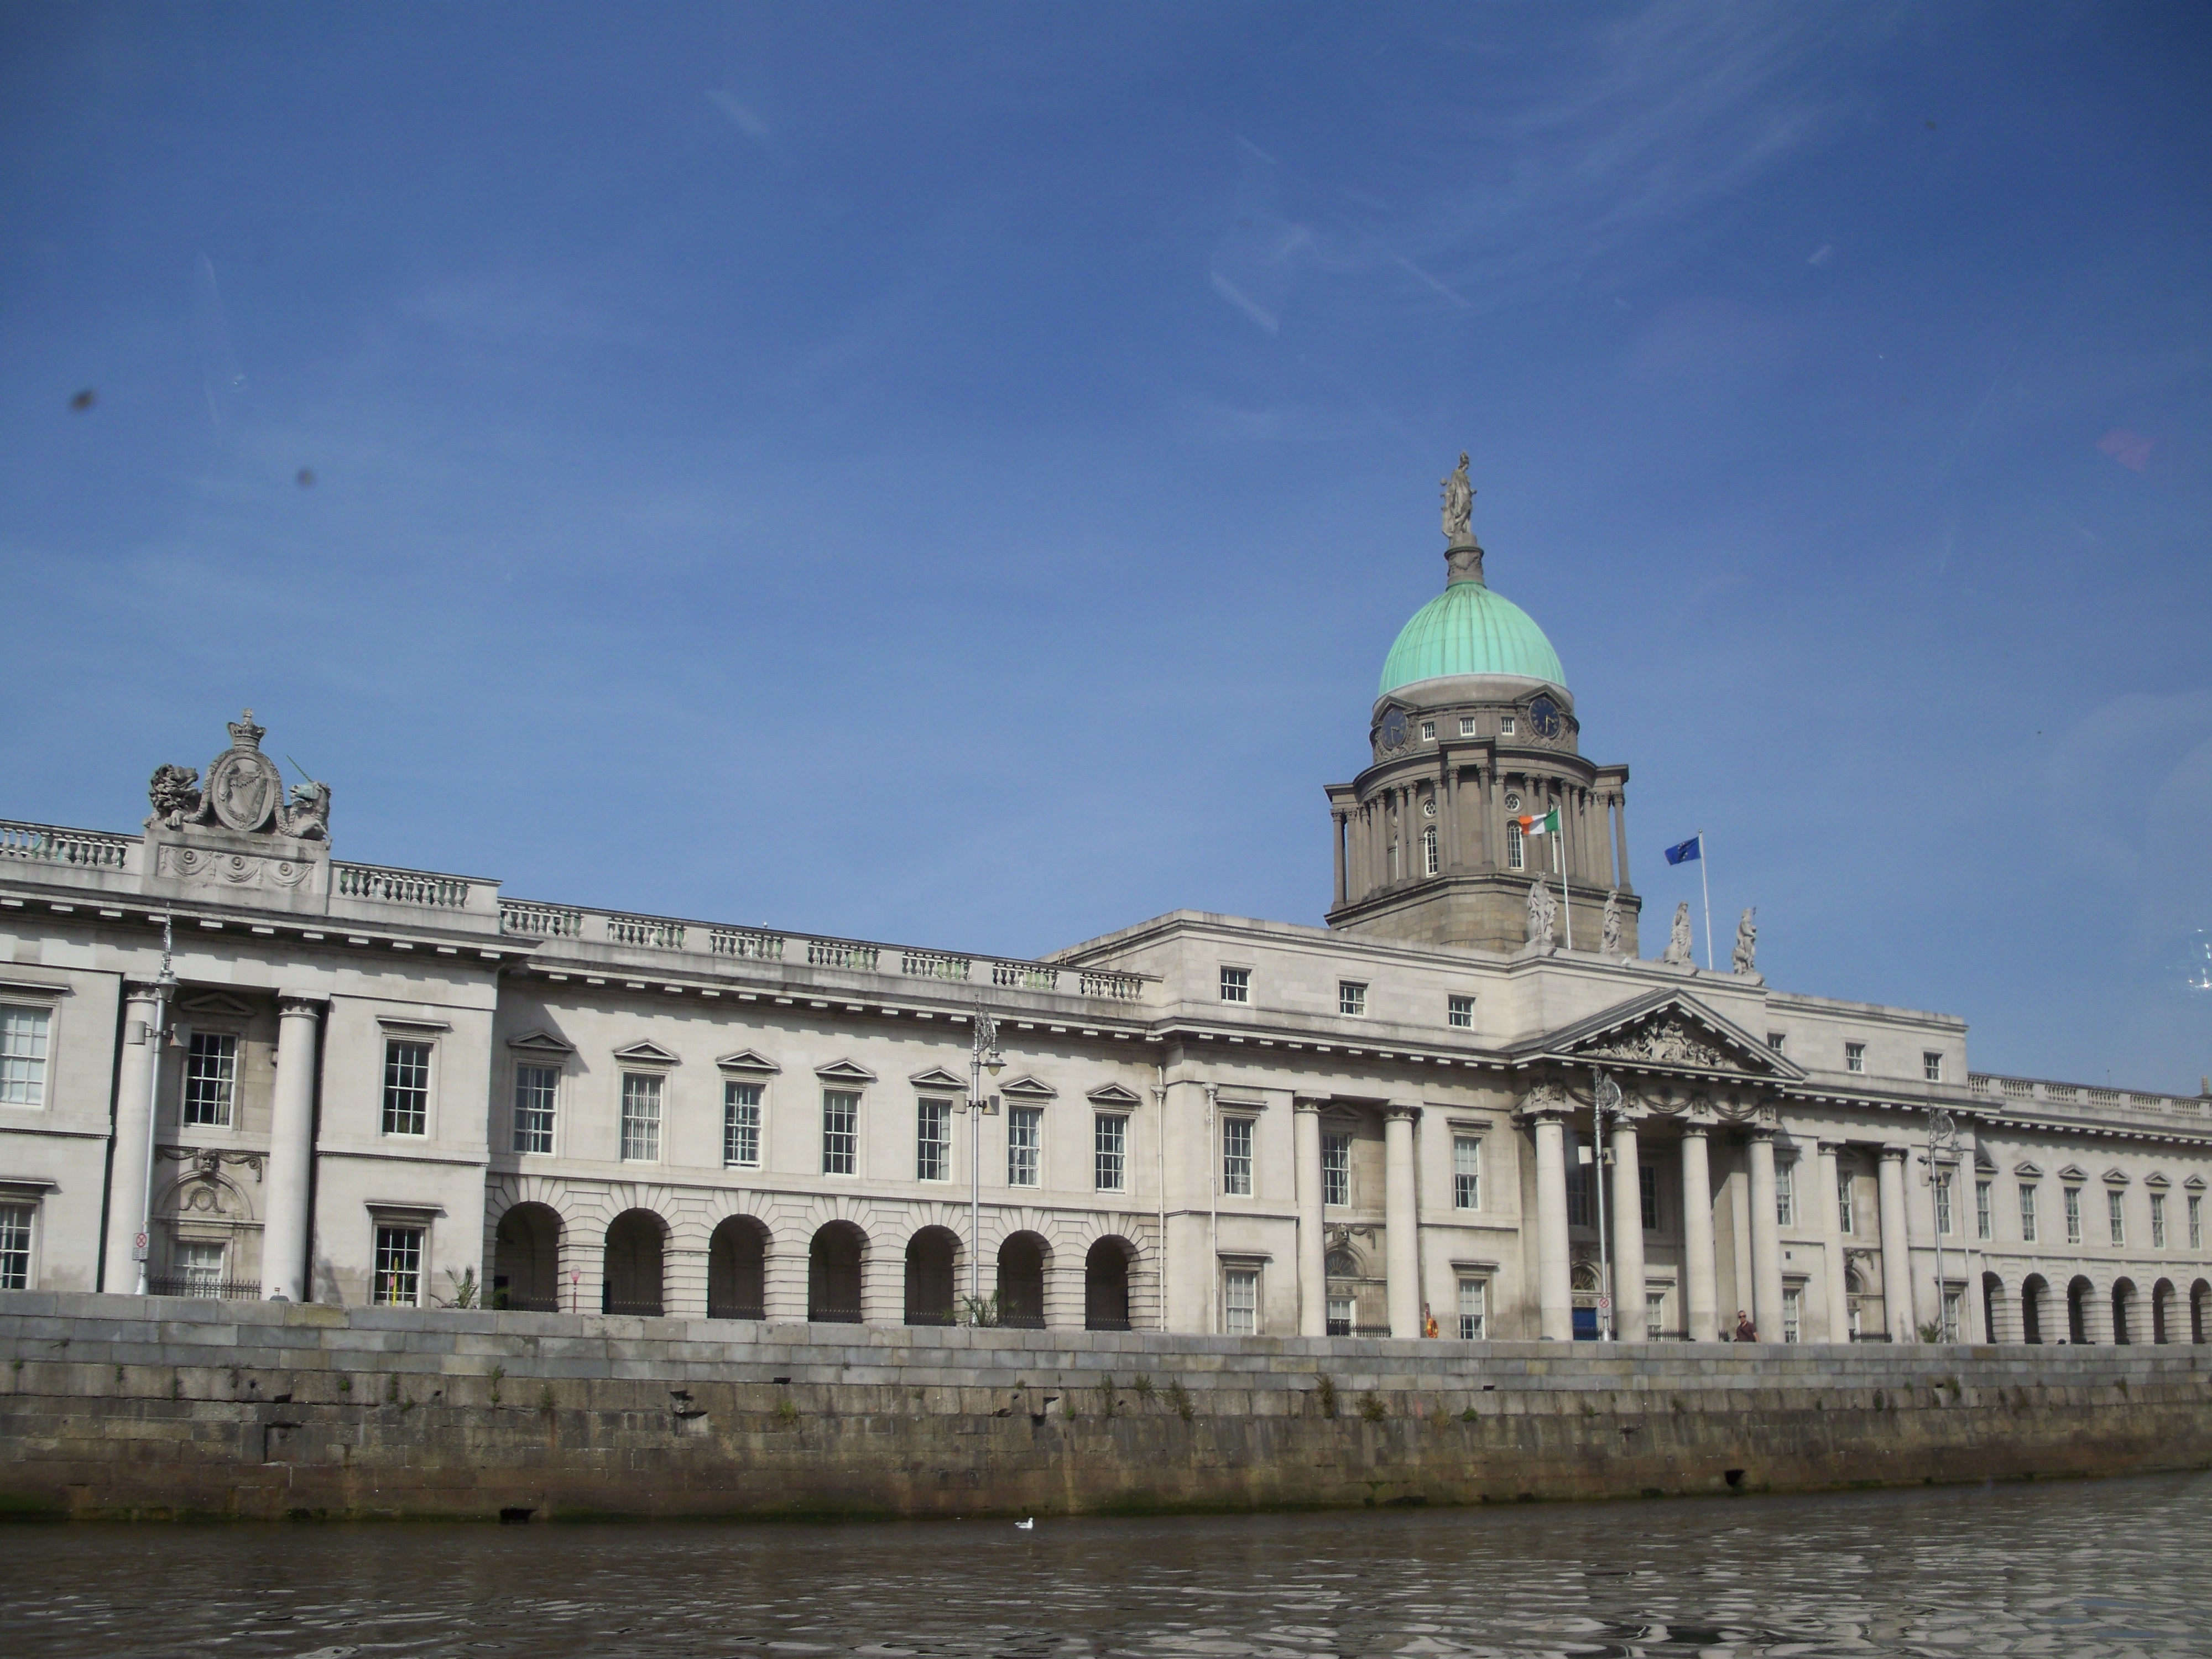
1510;989;1804;1082
716;1048;781;1074
507;1028;576;1055
612;1040;680;1066
999;1073;1058;1100
1087;1083;1144;1108
908;1066;967;1091
2144;1171;2169;1190
2103;1167;2130;1186
814;1058;877;1083
2186;1175;2206;1191
2014;1160;2043;1179
2058;1164;2088;1182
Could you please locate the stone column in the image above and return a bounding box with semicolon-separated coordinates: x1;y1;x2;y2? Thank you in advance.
1679;1125;1718;1341
261;994;325;1302
1384;1105;1421;1338
763;1232;809;1323
1599;792;1619;904
1331;812;1348;909
103;982;165;1293
1818;1142;1850;1342
860;1234;905;1327
1877;1146;1916;1340
1746;1129;1783;1340
1531;1110;1573;1340
1614;791;1632;890
557;1216;597;1317
1294;1099;1326;1337
1441;761;1460;873
1609;1118;1646;1340
1044;1254;1086;1329
664;1245;709;1317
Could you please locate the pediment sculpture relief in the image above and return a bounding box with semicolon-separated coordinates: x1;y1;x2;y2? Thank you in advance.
1582;1013;1733;1072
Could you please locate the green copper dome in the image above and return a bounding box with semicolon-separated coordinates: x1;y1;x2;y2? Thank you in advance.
1378;578;1565;696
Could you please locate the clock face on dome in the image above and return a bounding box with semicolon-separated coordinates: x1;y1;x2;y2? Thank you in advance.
1527;696;1562;738
1378;709;1409;752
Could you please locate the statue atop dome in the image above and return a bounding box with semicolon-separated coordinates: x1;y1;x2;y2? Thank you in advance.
1441;452;1474;546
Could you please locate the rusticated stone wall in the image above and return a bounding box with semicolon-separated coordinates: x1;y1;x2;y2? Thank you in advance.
3;1293;2208;1521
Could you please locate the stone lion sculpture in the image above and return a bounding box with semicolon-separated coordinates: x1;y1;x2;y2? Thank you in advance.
145;764;202;830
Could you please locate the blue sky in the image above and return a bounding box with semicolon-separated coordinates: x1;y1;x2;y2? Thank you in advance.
3;3;2208;1090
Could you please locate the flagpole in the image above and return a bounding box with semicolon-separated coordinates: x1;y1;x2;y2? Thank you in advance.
1556;812;1572;951
1697;830;1713;971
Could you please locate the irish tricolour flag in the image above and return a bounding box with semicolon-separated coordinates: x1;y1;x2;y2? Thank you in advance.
1515;807;1559;837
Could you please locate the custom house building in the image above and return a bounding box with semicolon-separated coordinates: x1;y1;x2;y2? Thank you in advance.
1;461;2207;1350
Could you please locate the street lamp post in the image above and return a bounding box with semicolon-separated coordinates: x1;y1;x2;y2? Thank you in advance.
1923;1107;1959;1340
1592;1070;1623;1341
134;914;179;1296
964;1006;1005;1317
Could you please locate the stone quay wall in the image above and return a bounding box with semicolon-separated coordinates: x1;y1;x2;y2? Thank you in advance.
3;1293;2208;1521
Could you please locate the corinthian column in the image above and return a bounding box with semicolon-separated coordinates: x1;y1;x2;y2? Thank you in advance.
1531;1109;1573;1340
1609;1117;1646;1340
1818;1141;1850;1342
1746;1128;1783;1340
262;994;326;1302
1294;1099;1326;1337
1679;1124;1718;1341
1383;1105;1421;1338
1331;813;1348;909
1877;1146;1916;1341
103;982;165;1293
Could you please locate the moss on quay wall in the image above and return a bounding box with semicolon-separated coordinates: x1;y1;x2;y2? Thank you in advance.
2;1293;2208;1521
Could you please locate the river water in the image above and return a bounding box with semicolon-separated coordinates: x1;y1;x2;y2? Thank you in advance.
7;1474;2208;1657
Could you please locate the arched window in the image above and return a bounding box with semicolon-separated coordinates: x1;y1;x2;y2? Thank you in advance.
996;1232;1047;1328
807;1222;865;1323
493;1202;562;1312
2021;1274;2047;1345
904;1227;958;1327
709;1216;768;1321
601;1210;666;1317
1084;1237;1133;1331
1422;825;1439;877
1506;820;1525;871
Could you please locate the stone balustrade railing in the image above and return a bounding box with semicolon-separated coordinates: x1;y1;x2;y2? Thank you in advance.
333;863;473;909
1969;1071;2212;1126
493;899;1152;1005
0;820;136;873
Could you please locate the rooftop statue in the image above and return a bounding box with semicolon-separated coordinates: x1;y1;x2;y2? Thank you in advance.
1662;900;1695;967
1732;907;1758;975
1441;452;1474;546
1526;875;1556;950
1601;889;1623;958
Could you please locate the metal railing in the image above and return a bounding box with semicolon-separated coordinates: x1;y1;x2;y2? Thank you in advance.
707;1298;765;1321
491;1292;561;1313
601;1297;666;1318
147;1277;262;1301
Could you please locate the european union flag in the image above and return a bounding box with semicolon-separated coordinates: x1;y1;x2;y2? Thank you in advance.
1663;834;1702;866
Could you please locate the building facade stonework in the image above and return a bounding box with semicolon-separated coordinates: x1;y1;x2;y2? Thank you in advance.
1;489;2208;1350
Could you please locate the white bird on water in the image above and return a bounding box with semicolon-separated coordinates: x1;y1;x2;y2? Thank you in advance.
1014;1517;1035;1531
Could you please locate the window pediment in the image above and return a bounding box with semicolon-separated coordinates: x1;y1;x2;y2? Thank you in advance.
2143;1171;2170;1190
613;1040;680;1067
815;1058;877;1083
999;1074;1057;1100
2058;1164;2087;1182
1086;1083;1143;1108
2102;1168;2130;1186
909;1066;966;1091
717;1048;781;1074
507;1029;575;1055
2185;1175;2206;1191
2013;1160;2043;1179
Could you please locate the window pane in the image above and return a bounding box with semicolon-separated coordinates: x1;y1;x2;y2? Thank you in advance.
1222;1118;1253;1197
179;1241;225;1297
1933;1173;1950;1236
2019;1184;2037;1242
1224;1267;1258;1334
0;1203;32;1290
1782;1287;1802;1343
1093;1113;1125;1192
1776;1162;1795;1227
1007;1105;1041;1187
1639;1162;1659;1232
2064;1187;2081;1244
620;1072;662;1161
383;1040;431;1135
1453;1135;1480;1211
1321;1132;1350;1207
2107;1189;2125;1244
822;1089;858;1175
1837;1171;1854;1234
1975;1180;1993;1241
373;1225;422;1306
916;1097;949;1182
2150;1193;2165;1248
725;1082;761;1167
1447;994;1474;1029
1338;982;1366;1016
1218;967;1248;1003
513;1065;557;1155
0;1007;51;1105
1457;1278;1486;1340
184;1031;237;1126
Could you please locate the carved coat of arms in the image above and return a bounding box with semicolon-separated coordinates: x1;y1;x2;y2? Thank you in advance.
1584;1013;1731;1071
